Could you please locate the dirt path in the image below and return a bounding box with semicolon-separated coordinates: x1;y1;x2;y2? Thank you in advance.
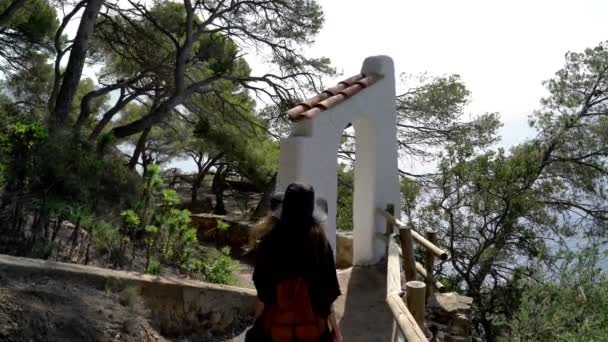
233;266;393;342
334;266;393;342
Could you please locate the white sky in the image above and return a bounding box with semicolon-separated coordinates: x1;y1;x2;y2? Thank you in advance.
300;0;608;150
105;0;607;172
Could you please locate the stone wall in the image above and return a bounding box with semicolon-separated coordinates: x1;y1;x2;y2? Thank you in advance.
191;214;356;269
191;213;253;256
0;254;256;337
336;231;353;269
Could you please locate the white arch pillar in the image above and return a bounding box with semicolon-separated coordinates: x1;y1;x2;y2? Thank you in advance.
277;56;400;265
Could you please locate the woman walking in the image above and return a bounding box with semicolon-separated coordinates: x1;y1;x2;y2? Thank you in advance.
247;183;342;342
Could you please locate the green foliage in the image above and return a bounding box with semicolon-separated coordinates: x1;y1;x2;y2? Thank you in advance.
92;221;122;262
145;260;161;275
144;164;164;192
408;41;608;339
193;91;279;187
161;189;180;206
0;0;58;43
29;239;55;259
216;219;230;232
336;165;353;231
120;210;140;227
202;247;238;285
158;208;198;264
0;0;58;73
513;248;608;341
400;177;420;219
395;73;500;161
0;0;317;289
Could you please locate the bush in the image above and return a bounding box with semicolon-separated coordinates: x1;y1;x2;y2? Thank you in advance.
146;260;161;275
93;221;123;265
217;219;230;231
336;165;353;231
29;239;55;259
203;247;238;285
512;248;608;340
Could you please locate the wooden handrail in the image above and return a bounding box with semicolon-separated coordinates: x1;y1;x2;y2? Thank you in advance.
415;262;446;292
387;234;428;342
394;243;447;292
377;209;448;260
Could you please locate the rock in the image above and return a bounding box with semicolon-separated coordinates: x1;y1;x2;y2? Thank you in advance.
190;214;253;255
210;311;222;325
428;292;473;314
426;292;474;341
336;231;353;269
122;318;139;335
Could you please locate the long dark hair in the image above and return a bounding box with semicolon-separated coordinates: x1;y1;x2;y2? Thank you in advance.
261;183;333;314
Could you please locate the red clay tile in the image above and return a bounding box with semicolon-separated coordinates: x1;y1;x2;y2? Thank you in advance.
339;74;365;87
356;75;375;88
286;73;381;122
286;104;310;118
302;93;331;108
317;93;347;109
338;83;364;97
293;107;323;121
323;83;348;96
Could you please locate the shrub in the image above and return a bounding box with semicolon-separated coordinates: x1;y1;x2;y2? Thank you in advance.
29;239;55;259
203;246;238;285
217;219;230;231
512;248;608;340
146;260;161;275
93;221;123;265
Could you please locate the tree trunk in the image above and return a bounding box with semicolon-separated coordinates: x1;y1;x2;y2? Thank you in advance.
112;95;181;138
212;167;227;215
191;176;201;204
84;231;92;265
128;126;151;170
51;0;104;126
51;219;62;242
88;93;138;141
191;152;224;206
251;172;277;220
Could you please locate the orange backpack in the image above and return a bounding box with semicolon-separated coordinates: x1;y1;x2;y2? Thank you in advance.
262;277;327;342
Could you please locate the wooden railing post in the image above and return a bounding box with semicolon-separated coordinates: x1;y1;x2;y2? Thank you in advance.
399;223;417;282
424;230;437;300
406;280;426;329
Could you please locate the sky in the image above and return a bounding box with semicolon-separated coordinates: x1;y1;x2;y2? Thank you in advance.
127;0;608;172
295;0;608;149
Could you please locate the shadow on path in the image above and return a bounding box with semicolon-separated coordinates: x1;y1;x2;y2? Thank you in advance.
335;266;393;342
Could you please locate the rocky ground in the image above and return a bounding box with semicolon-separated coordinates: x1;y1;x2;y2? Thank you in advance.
0;271;252;342
0;272;163;342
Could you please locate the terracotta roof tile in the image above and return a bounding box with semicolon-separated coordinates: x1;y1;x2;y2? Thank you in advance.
323;83;348;96
301;93;331;108
287;73;380;122
339;74;366;87
338;83;364;97
295;107;323;121
317;93;347;109
286;104;310;118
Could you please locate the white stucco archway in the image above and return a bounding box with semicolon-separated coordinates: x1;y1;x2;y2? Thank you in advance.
277;56;401;265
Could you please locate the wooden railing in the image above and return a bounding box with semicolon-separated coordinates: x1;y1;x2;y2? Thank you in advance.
380;205;449;342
